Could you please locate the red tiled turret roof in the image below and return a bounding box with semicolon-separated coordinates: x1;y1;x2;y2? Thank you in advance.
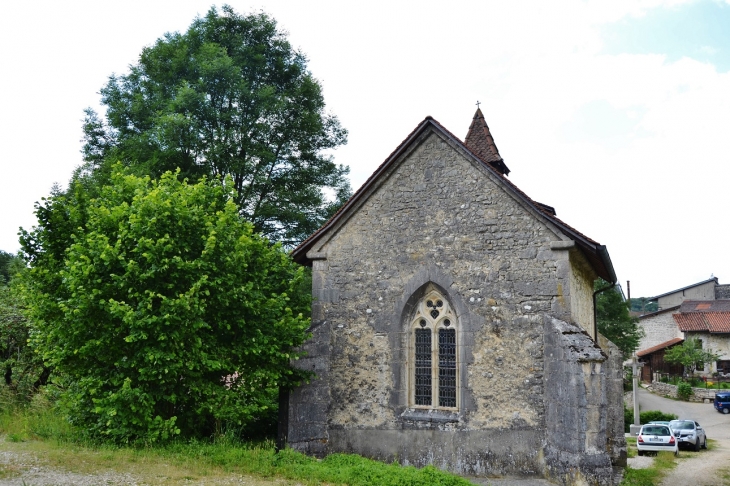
464;107;510;176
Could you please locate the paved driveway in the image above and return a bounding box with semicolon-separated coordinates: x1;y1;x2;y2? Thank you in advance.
476;388;730;485
635;386;730;440
633;386;730;486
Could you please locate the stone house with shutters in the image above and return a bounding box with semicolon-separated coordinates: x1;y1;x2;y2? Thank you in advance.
285;109;626;485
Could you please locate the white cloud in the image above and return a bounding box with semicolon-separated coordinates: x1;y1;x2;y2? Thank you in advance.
1;0;727;297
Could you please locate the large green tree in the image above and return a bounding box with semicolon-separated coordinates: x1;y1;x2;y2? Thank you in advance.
81;5;350;246
595;279;644;358
0;250;23;285
20;167;311;442
0;251;47;394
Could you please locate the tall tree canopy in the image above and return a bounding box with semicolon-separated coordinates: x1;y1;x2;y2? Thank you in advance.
595;279;644;358
20;168;311;442
82;5;350;245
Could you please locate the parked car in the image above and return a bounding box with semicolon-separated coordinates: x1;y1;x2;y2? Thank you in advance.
668;420;707;451
715;392;730;414
636;424;678;456
647;420;671;426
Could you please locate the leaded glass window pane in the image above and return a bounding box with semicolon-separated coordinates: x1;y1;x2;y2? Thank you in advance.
414;328;432;406
438;328;456;407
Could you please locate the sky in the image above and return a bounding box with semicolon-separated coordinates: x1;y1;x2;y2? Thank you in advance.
1;0;729;298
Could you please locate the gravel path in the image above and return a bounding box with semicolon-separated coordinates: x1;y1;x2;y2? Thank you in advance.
0;450;140;485
0;447;283;486
660;438;730;486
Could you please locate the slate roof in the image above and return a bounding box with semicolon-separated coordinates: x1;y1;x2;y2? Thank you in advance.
638;305;680;320
637;337;684;357
292;112;617;283
679;300;730;313
674;311;730;333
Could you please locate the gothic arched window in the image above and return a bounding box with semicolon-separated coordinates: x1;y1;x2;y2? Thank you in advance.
410;288;458;409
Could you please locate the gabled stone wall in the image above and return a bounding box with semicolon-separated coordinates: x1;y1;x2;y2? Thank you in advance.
289;129;622;485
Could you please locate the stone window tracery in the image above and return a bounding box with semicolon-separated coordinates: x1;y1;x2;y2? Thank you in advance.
410;288;458;409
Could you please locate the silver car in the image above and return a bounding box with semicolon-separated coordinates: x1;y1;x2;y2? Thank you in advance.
668;420;707;451
636;424;678;456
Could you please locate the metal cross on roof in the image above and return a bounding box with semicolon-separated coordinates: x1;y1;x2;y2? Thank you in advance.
476;101;481;108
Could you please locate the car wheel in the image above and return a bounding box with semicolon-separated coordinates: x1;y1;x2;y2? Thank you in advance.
674;448;678;456
723;407;730;414
637;450;643;456
702;437;707;449
694;438;701;452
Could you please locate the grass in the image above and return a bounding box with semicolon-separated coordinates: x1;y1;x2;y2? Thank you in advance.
717;466;730;486
620;437;678;486
0;389;473;486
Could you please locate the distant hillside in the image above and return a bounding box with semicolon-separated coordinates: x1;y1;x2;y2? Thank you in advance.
629;298;658;313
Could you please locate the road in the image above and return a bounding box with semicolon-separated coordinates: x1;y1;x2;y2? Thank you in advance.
634;386;730;486
636;386;730;440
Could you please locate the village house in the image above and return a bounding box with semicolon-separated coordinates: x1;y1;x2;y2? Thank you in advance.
637;279;730;379
286;109;626;485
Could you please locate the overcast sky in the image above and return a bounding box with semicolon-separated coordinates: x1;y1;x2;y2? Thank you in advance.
1;0;729;298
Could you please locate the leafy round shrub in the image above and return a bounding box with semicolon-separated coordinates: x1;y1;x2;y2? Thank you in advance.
640;410;677;424
677;381;693;401
22;169;311;442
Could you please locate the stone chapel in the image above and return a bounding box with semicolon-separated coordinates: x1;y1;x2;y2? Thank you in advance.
286;109;627;485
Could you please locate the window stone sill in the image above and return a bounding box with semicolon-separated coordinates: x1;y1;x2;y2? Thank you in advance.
401;408;460;423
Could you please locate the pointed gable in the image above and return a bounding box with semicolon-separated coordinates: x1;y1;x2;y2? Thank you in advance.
292;113;615;283
464;107;510;176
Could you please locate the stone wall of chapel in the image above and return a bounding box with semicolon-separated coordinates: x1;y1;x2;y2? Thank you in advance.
314;132;568;432
637;312;682;353
569;249;598;338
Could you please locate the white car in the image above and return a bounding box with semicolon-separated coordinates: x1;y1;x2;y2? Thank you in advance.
636;424;678;456
669;420;707;451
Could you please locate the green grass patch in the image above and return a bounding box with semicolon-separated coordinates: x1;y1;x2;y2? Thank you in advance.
621;441;678;486
625;437;636;458
0;390;472;486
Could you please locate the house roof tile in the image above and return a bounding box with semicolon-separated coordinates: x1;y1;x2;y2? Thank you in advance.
674;312;730;333
637;337;684;357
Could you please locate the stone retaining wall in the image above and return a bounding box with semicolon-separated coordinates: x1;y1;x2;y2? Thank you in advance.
646;382;718;403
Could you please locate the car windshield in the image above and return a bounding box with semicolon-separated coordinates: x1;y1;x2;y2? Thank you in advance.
670;421;694;430
642;426;670;435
